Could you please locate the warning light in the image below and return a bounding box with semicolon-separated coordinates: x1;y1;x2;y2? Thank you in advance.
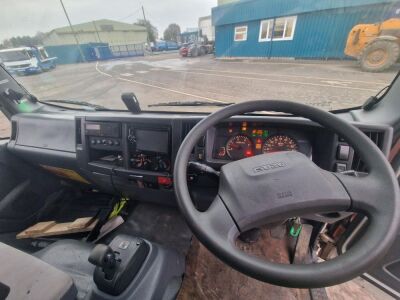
256;144;262;150
256;138;262;143
158;176;172;186
241;127;247;132
245;150;253;157
228;128;233;133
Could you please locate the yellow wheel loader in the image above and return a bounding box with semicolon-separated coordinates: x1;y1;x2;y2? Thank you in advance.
345;18;400;72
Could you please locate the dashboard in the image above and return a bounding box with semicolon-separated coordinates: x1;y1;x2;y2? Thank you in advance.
6;112;393;209
209;121;312;162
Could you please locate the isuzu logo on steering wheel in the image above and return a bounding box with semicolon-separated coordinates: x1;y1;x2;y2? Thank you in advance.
253;161;286;173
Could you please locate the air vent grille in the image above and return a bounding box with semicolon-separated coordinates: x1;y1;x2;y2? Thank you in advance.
75;118;82;145
351;130;384;172
10;121;17;141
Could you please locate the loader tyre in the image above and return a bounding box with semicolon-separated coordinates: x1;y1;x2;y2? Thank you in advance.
360;40;400;72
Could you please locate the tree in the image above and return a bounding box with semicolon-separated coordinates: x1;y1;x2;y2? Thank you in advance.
0;32;45;49
163;23;181;42
134;19;158;43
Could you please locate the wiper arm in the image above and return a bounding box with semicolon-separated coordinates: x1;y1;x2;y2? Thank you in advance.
44;99;110;111
149;100;233;107
362;85;390;111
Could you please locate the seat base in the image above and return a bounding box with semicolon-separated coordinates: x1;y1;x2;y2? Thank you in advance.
0;242;76;300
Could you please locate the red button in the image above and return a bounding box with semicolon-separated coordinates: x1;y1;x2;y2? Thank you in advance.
158;176;172;186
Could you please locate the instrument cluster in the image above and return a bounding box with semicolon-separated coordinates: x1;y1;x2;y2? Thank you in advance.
211;122;312;161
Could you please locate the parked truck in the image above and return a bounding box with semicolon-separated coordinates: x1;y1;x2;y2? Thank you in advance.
345;18;400;72
0;46;57;75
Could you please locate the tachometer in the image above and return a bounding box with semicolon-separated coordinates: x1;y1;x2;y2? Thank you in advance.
226;135;253;160
262;135;298;153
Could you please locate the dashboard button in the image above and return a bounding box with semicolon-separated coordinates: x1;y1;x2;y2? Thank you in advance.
335;163;347;173
337;145;350;160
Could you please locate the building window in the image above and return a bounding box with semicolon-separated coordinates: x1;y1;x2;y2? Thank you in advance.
259;20;272;41
234;26;248;42
258;16;297;42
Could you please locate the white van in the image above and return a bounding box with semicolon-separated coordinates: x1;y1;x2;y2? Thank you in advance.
0;46;56;75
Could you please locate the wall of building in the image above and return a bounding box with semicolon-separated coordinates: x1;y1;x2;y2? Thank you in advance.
44;30;147;47
214;3;393;58
199;17;215;41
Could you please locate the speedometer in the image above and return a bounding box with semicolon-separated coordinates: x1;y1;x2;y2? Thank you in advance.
262;135;298;153
226;135;253;160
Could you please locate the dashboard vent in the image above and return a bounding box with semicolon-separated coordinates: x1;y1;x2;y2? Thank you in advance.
351;130;385;172
75;118;82;145
10;120;17;141
181;121;198;140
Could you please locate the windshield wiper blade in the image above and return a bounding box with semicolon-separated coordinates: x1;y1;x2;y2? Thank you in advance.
149;100;233;107
44;99;110;111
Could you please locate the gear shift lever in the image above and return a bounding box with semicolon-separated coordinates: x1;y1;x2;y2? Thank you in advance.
89;244;118;279
87;236;149;295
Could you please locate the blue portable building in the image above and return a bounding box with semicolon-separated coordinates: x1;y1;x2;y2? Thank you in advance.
152;40;180;51
212;0;400;59
45;42;144;64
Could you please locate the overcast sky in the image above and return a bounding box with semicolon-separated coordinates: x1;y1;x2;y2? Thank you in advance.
0;0;216;41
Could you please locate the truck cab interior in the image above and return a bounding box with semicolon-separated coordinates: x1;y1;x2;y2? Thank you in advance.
0;63;399;300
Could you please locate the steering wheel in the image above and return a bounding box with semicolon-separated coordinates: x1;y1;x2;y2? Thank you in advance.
174;100;400;288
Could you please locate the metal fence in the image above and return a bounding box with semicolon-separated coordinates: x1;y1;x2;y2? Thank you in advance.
108;43;145;58
45;42;145;64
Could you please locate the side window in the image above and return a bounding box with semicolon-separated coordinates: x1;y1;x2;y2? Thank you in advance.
234;26;248;42
282;16;297;39
40;48;49;59
0;111;10;139
26;50;33;58
259;16;297;42
273;18;286;39
259;19;272;41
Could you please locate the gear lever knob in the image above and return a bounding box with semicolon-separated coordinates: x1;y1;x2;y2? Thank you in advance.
89;244;117;279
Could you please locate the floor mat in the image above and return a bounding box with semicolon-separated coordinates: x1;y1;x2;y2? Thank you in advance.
177;227;311;300
101;203;192;255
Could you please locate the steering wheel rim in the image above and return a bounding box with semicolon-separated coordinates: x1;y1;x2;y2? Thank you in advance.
174;100;400;288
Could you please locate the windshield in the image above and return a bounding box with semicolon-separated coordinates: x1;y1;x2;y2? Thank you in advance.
0;50;30;62
0;0;399;113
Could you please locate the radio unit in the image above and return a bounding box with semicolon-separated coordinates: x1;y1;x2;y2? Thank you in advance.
85;122;122;150
85;122;121;138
